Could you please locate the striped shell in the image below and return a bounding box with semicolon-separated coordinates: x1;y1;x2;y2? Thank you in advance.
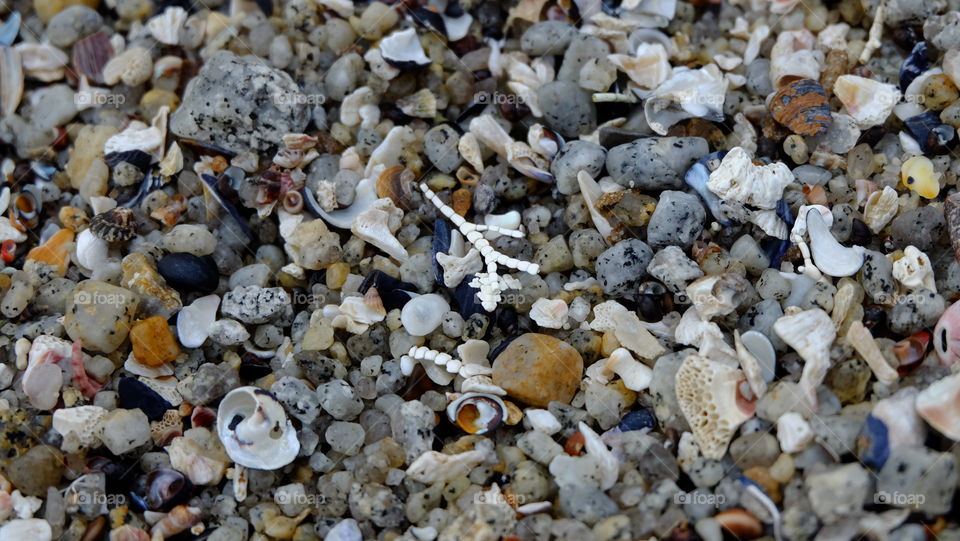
769;78;832;137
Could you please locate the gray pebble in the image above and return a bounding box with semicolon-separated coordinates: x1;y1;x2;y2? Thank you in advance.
558;486;619;525
890;206;945;251
221;286;290;324
889;288;945;334
805;463;871;523
745;59;773;96
859;250;897;304
557;34;610;83
47;5;103;47
877;446;957;514
595;238;653;296
538;81;597;138
606;137;708;190
424;125;462;174
646;190;706;248
521;21;577;56
550;140;606;195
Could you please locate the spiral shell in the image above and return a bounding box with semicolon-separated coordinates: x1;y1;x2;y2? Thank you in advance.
215;386;300;470
446;393;506;435
769;78;832;136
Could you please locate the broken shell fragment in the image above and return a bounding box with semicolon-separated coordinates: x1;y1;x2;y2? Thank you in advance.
769;78;832;136
675;352;755;459
379;29;430;71
892;246;936;292
863;186;899;233
846;320;899;385
215;386;300;470
805;208;865;277
89;207;136;242
916;372;960;440
773;307;836;408
706;147;793;210
644;64;727;135
0;45;22;118
446;393;506;435
833;75;899;129
933;301;960;366
609;42;671;90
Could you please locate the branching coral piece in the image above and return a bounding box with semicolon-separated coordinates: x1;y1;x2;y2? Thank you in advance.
420;183;540;311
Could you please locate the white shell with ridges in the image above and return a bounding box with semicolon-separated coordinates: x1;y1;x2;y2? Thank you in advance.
216;386;300;470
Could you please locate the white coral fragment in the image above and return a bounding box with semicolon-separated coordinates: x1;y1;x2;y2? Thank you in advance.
351;198;408;261
846;319;899;385
529;298;569;329
773;307;836;408
684;273;750;320
585;347;653;391
706;147;793;209
147;7;187;45
406;440;494;484
590;300;665;360
548;422;619;490
608;42;670;89
863;186;899;233
436;248;483;287
892;245;936;292
675;352;755;459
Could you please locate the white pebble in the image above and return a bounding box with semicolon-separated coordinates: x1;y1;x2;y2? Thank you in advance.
400;294;450;337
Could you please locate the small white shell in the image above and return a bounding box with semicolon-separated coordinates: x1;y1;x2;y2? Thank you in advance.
458;132;483;172
75;228;109;271
735;330;774;398
147;7;188;45
216;386;300;470
609;42;670;90
379;28;430;70
549;422;618;490
446;393;506;435
13;41;68;82
776;412;814;453
400;294;450;337
685;273;749;320
644;64;727;135
675;353;755;459
833;75;899;129
773;307;836;408
0;45;23;117
863;186;899;233
328;292;386;335
468;114;511;158
892;245;936;292
806;208;865;277
436;248;482;287
351;197;407;261
529;298;569;329
706;147;793;210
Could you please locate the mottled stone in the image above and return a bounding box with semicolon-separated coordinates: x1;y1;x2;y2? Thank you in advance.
492;333;584;407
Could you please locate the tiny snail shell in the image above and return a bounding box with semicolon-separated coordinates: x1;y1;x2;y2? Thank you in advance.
282;190;303;213
215;386;300;470
446;392;506;435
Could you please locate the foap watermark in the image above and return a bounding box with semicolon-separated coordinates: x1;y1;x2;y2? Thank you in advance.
74;290;131;307
74;92;126;107
473;491;527;507
273;92;326;106
874;491;926;507
473;91;525;105
674;491;726;506
275;492;329;505
71;490;127;507
290;290;328;306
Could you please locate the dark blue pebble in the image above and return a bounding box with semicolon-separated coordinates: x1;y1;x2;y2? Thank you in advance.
618;409;657;432
118;377;173;421
157;252;220;294
857;413;890;469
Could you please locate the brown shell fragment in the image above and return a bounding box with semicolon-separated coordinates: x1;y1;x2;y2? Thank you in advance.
376;165;415;209
451;187;471;216
72;32;114;85
89;207;136;242
769;78;833;137
945;192;960;264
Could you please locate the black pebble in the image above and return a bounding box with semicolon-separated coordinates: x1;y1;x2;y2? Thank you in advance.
157;253;220;294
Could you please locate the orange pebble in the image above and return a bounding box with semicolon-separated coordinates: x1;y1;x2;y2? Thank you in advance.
26;228;75;276
451;188;472;216
130;316;181;367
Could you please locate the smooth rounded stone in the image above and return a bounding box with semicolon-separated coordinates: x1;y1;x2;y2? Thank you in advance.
730;235;770;276
170;50;310;153
729;432;780;469
46;5;102;47
163;224;217;256
326;422;366;456
509;460;553;502
521;21;577;56
805;463;871;523
640;442;679;482
492;333;584;407
517;430;564;464
181;362;241;406
271;376;321;424
208;319;249;346
890;206;946;251
818;113;861;154
318;379;364;421
64;280;139;353
550;141;606;195
537;81;597;138
400;294;449;336
228;263;272;289
423;125;462;174
745;59;773;96
606;137;708;190
685;457;724;488
569;229;606;269
756;268;791;300
558;486;619;525
859;250;896;304
890;288;945;334
557;34;610;82
595;238;653;296
98;408;150;455
825;358;872;403
646;191;706;248
792;165;832;185
221;286;290;324
7;445;63;497
348;483;404;528
585;381;629;429
325;52;364;101
157;253;220;293
0;519;51;541
534;235;575;273
325;518;362;541
877;446;957;515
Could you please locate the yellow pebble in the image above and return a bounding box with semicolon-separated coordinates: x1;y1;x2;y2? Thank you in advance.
325;262;350;290
901;155;941;199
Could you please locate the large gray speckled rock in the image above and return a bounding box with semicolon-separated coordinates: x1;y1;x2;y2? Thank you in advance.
170;50;310;153
646;190;706;248
606;137;708;190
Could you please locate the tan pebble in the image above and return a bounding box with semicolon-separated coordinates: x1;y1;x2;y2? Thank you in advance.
600;331;620;357
140;88;180;119
325;262;350;290
921;74;960;111
451;188;471;216
491;333;583;407
743;466;781;502
58;206;89;231
769;453;795;483
130;315;180;367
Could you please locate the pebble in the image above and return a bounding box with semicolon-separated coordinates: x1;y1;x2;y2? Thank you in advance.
221;286;290;324
98;408;151;455
606;138;708;190
877;446;957;514
550;141;606;195
318;379;364;420
890;206;945;251
162;225;218;256
157;253;220;294
130;316;180;366
537;81;597;138
805;464;871;523
595;238;653;296
170;50;310;152
492;333;584;407
7;445;63;497
122;253;182;319
646;191;707;248
423;125;462;174
521;21;577;56
400;294;449;336
45;5;101;47
64;280;139;353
